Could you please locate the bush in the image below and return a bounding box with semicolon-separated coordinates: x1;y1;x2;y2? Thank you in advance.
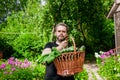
0;56;88;80
0;0;53;60
98;55;120;80
95;49;120;80
74;69;88;80
0;57;45;80
12;34;43;60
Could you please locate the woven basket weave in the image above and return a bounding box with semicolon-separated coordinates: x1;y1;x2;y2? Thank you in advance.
53;37;85;76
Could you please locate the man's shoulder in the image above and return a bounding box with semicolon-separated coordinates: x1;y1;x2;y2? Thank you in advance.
45;41;56;46
46;42;55;45
44;41;57;49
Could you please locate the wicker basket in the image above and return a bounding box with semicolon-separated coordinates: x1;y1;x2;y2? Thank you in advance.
53;37;85;76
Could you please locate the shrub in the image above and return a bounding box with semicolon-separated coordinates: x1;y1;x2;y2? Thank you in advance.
0;57;88;80
0;57;45;80
74;69;88;80
95;49;120;80
0;0;53;60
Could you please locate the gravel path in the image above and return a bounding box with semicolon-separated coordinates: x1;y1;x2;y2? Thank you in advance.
84;61;104;80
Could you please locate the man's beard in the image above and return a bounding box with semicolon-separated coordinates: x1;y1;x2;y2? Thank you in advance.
57;36;68;42
59;38;66;42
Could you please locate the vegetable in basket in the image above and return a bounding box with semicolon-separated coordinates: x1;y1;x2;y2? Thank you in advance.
79;45;85;51
37;47;60;64
37;45;85;64
38;46;75;64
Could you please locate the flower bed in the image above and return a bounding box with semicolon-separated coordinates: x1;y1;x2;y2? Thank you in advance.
95;49;120;80
0;57;88;80
0;57;45;80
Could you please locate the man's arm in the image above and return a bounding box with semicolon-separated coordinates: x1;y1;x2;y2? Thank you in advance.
42;40;68;55
42;48;51;56
42;45;63;56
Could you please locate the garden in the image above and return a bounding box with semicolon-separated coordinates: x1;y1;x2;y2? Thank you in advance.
0;0;119;80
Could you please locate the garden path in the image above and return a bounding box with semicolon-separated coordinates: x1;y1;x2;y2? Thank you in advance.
84;60;104;80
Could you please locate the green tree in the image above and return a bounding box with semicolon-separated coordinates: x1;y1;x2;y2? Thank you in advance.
0;0;114;59
0;0;28;23
0;0;53;59
45;0;114;54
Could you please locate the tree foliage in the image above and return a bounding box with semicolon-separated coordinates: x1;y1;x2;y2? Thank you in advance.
46;0;115;52
0;0;53;59
0;0;115;59
0;0;28;23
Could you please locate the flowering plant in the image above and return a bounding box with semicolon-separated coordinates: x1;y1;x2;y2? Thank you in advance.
0;57;33;79
95;49;115;66
94;48;120;79
98;53;120;79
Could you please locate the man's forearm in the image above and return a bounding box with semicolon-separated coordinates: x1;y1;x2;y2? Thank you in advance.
42;44;65;56
42;48;51;55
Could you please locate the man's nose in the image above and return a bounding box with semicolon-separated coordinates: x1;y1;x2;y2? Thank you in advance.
60;31;63;34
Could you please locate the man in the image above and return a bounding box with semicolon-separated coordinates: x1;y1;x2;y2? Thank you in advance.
42;22;75;80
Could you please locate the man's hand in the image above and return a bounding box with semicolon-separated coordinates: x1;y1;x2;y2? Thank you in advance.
59;40;68;49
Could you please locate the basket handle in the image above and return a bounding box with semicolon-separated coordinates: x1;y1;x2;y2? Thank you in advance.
70;36;76;54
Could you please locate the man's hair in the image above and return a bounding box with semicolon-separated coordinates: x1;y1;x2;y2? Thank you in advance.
53;22;69;33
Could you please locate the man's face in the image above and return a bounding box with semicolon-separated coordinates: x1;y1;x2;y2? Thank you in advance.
55;25;68;42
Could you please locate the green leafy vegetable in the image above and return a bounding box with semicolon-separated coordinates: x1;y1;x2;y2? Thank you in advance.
37;47;61;64
61;46;74;53
79;45;85;51
37;46;85;64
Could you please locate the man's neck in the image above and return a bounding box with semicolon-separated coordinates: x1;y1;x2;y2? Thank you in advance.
56;40;62;45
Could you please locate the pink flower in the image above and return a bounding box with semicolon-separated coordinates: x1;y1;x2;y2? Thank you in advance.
14;59;22;67
24;59;29;64
8;60;15;66
21;62;31;68
100;54;106;59
104;52;110;56
11;67;16;71
8;57;15;61
0;63;6;69
3;71;8;74
109;49;113;54
111;52;116;55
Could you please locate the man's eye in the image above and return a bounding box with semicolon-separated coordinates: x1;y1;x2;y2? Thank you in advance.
62;31;65;33
57;30;66;33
